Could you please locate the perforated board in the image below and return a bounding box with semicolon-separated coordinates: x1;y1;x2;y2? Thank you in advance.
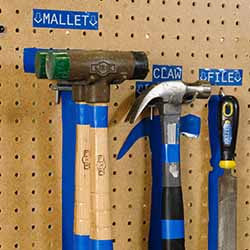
0;0;249;249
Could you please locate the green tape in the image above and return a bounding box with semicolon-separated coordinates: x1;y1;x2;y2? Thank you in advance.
46;51;70;80
35;51;49;79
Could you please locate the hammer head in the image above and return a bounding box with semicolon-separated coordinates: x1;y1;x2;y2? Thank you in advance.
46;50;149;82
126;80;211;123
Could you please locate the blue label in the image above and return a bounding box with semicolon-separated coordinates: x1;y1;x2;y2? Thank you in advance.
199;68;243;86
33;9;99;30
152;65;182;83
135;81;154;97
223;121;232;146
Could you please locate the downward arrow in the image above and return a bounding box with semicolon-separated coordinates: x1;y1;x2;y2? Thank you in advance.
200;72;208;81
34;12;43;24
89;15;98;26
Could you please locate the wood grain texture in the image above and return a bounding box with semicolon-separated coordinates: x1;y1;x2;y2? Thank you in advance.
74;124;91;236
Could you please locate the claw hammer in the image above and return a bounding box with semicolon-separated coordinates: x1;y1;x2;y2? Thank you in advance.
45;50;149;249
126;81;211;250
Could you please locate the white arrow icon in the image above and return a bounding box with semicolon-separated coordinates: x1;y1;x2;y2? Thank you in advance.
89;15;98;26
34;12;43;24
200;71;208;81
234;71;242;82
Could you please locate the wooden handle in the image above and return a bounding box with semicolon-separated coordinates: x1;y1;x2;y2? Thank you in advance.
90;127;112;240
74;124;91;236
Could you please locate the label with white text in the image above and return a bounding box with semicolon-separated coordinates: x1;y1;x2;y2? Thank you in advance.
199;68;243;86
33;9;99;30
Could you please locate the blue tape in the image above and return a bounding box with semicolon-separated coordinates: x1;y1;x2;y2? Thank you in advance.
90;106;108;128
74;235;90;250
163;144;180;163
62;92;76;250
180;115;201;137
117;114;200;249
90;239;113;250
161;220;184;240
75;104;91;125
208;95;224;250
23;48;47;73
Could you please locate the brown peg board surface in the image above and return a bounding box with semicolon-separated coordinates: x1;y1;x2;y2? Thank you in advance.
0;0;249;249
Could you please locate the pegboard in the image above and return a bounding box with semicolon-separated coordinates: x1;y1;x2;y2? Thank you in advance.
0;0;249;249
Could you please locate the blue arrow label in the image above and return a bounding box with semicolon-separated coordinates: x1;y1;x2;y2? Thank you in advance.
199;68;243;86
152;65;182;83
136;81;154;97
33;9;99;30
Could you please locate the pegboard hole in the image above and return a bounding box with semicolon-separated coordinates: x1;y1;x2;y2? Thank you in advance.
162;17;166;22
192;1;196;6
236;4;240;9
235;20;239;26
128;221;132;225
14;243;19;248
115;15;119;20
15;28;20;33
177;1;181;6
15;9;20;14
48;224;53;230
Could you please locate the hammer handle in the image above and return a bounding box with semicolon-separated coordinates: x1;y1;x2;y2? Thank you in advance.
161;115;185;250
89;104;112;247
74;124;91;237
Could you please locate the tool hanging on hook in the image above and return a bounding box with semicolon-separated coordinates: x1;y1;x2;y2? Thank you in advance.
126;80;211;250
218;93;239;250
45;49;149;250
